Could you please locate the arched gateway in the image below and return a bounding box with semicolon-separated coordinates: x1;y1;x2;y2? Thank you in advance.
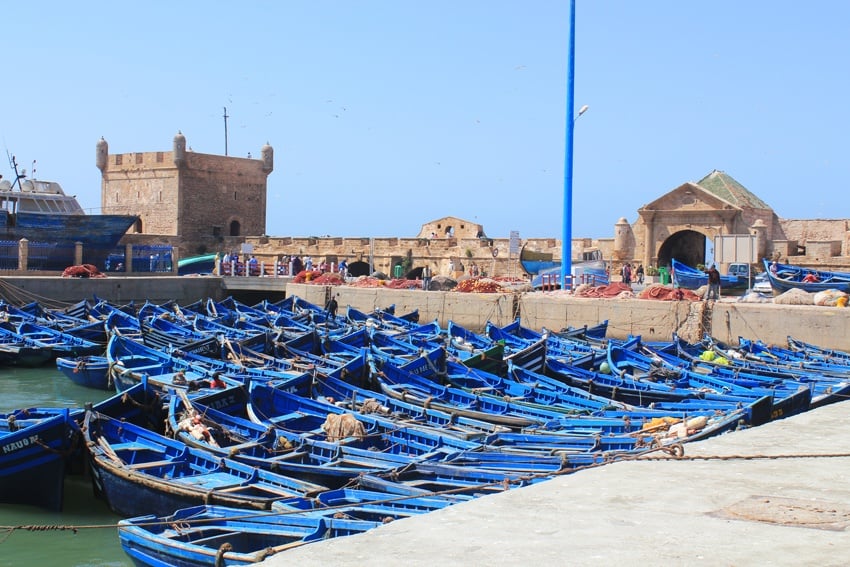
621;170;784;271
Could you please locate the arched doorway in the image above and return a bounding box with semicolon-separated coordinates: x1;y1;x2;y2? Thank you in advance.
229;220;241;236
347;260;371;278
657;229;707;269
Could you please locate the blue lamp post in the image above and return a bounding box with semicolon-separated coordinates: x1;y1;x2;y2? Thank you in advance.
560;0;577;290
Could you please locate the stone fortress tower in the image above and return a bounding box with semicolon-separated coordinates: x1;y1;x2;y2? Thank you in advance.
97;133;273;257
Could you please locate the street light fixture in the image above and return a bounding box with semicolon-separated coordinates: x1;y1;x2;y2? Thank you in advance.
576;104;589;120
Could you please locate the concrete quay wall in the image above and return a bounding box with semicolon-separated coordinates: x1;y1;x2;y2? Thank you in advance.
287;283;850;350
0;275;224;306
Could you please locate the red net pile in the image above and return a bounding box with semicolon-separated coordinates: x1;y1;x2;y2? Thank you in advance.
637;284;702;301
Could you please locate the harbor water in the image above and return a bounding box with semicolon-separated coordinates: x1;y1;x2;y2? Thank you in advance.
0;366;131;567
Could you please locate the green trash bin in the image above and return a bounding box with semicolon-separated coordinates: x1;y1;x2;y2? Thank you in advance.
393;264;403;278
658;267;670;285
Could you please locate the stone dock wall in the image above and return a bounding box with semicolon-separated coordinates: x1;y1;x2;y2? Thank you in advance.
287;283;850;350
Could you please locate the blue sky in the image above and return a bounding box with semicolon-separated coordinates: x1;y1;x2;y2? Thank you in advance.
2;1;847;240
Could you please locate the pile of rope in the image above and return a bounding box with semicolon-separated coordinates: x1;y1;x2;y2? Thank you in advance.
303;272;345;286
344;277;422;289
572;282;635;298
637;284;702;301
453;277;506;293
291;270;333;284
61;264;105;278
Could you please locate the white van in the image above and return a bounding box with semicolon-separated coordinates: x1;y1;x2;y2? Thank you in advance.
727;263;751;279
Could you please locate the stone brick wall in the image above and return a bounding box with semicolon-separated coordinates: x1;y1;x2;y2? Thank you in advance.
179;152;268;242
101;151;179;235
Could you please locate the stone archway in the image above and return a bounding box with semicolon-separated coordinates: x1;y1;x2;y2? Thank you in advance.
347;260;371;278
657;229;707;269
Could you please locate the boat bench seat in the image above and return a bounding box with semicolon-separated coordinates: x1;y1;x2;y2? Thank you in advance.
267;450;309;463
267;412;308;425
109;442;151;452
126;459;178;470
170;471;242;488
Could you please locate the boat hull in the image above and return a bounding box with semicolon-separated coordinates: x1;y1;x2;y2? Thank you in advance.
0;408;81;511
0;210;137;249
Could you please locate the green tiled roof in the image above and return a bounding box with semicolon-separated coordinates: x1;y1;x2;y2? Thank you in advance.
696;170;772;210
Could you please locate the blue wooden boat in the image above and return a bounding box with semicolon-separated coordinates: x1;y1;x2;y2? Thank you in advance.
0;324;54;366
83;410;328;518
444;321;506;375
0;407;82;510
245;380;482;458
655;335;850;410
786;336;850;364
375;355;692;437
762;258;850;294
106;334;312;396
556;319;609;342
140;315;221;357
313;373;512;441
671;258;742;290
669;334;850;379
276;330;355;371
545;351;708;406
167;394;430;489
118;505;382;566
15;300;110;345
56;355;112;389
375;355;562;430
87;374;170;434
353;461;540;497
374;303;421;324
490;319;604;360
307;486;461;516
15;320;103;358
346;304;419;331
104;307;143;338
609;342;812;424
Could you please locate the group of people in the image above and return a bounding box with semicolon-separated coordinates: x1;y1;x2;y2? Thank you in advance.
770;258;820;283
220;253;351;278
620;263;644;285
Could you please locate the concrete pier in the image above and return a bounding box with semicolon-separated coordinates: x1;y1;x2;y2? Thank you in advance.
262;399;850;566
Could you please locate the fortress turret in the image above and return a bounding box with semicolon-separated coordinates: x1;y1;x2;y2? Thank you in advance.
261;142;274;174
173;131;187;168
96;137;108;172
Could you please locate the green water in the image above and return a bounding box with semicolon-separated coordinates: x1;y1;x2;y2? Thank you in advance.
0;366;132;567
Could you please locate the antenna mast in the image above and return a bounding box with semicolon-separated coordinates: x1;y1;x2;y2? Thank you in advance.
223;106;229;156
8;154;25;190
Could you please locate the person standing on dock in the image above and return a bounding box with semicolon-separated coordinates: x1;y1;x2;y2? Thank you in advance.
706;264;721;300
325;294;339;319
421;265;432;291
